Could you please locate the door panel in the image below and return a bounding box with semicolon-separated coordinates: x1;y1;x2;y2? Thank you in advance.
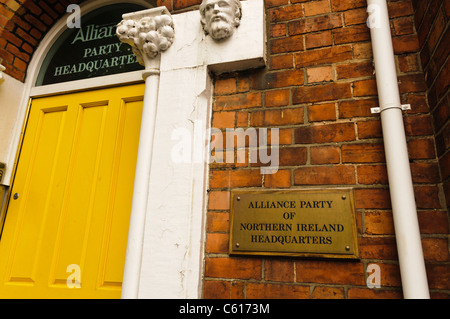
0;84;144;298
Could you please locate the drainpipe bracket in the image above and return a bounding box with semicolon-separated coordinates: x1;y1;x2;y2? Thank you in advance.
370;104;411;114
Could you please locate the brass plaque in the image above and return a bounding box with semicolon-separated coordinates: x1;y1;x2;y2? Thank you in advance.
229;189;359;259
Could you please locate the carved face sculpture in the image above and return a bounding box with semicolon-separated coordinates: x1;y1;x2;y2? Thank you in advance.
200;0;242;41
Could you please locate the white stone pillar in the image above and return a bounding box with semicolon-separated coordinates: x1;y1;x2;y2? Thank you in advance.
118;0;266;298
116;7;175;299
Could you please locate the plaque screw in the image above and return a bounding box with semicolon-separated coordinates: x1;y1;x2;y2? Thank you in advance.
342;195;346;200
235;243;240;247
237;197;240;201
345;245;350;251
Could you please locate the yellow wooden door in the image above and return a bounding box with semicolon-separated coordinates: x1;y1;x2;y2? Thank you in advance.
0;84;144;298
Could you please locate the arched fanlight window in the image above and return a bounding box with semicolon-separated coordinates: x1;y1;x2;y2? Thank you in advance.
36;3;146;86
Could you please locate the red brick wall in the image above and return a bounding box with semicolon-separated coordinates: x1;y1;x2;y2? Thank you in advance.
0;0;86;82
0;0;448;299
412;0;450;211
156;0;449;299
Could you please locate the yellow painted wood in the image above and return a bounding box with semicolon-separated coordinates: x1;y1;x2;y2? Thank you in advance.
0;84;144;298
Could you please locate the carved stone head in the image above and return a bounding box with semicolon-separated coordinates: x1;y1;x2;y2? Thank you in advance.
200;0;242;41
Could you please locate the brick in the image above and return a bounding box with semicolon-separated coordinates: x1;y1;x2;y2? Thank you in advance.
422;238;450;262
212;111;235;129
157;0;173;11
270;23;287;38
344;8;368;26
214;92;262;111
265;0;290;9
392;34;420;54
13;57;26;72
173;0;201;10
236;111;248;127
277;147;307;166
214;78;237;95
295;45;353;67
265;89;290;107
304;0;330;16
410;162;441;183
292;82;352;104
357;164;388;185
398;74;427;94
333;25;370;44
342;143;385;163
353;42;373;59
250;107;304;126
414;186;441;209
397;54;421;73
348;288;402;299
308;103;336;121
353;79;378;97
426;264;450;290
294;122;355;144
357;119;382;139
330;0;366;12
208;191;230;210
204;257;262;280
264;169;291;188
336;61;374;80
1;30;23;47
288;13;343;35
269;3;303;22
6;43;30;62
271;34;304;53
203;280;231;299
246;283;309;299
355;188;391;209
294;165;355;185
310;146;340;164
205;233;228;254
268;128;292;145
364;210;395;235
387;0;414;18
339;99;378;118
295;260;365;285
311;286;345;299
392;16;415;36
305;30;332;49
418;210;449;234
265;259;295;282
359;236;398;260
24;14;47;32
306;66;333;83
209;169;262;188
252;69;304;90
270;54;293;70
407;138;436;159
206;212;229;232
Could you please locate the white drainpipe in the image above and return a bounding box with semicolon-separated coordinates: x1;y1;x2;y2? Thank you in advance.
367;0;430;298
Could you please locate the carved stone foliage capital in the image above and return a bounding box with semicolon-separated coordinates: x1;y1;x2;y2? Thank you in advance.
117;9;174;65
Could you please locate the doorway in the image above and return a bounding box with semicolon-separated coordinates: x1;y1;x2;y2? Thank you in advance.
0;84;144;298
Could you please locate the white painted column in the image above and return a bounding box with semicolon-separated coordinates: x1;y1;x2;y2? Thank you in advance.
116;7;175;299
118;0;266;298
